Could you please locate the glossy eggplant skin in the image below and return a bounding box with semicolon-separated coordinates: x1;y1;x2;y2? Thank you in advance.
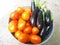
39;11;46;39
30;7;39;26
40;10;53;40
37;10;43;30
31;1;35;11
45;10;51;26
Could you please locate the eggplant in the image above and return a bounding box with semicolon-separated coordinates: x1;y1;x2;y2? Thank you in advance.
46;21;53;34
40;10;53;40
45;10;51;26
39;11;46;39
40;27;46;39
31;0;35;11
40;22;46;39
30;7;39;26
37;10;43;30
40;24;53;41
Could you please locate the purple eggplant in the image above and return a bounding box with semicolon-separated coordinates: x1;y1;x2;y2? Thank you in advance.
37;10;43;30
31;0;35;11
45;10;51;26
30;7;39;26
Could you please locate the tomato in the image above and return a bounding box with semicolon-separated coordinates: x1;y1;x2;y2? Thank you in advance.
15;30;22;38
18;18;26;30
16;7;24;14
18;33;29;43
10;11;20;20
21;12;30;21
32;27;39;35
30;35;42;44
23;26;32;34
8;20;18;33
25;8;32;15
26;22;31;27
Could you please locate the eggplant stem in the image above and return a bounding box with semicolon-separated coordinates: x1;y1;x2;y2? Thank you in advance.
31;0;34;2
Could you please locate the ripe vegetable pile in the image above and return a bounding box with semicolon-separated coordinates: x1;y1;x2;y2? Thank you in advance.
8;0;53;44
8;7;42;44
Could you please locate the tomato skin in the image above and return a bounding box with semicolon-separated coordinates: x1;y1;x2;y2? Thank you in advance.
10;11;20;20
23;26;32;34
21;12;30;21
25;8;32;15
16;7;24;14
18;18;26;31
26;22;31;27
8;7;42;44
32;27;39;35
8;20;18;33
30;35;42;44
18;33;29;43
15;30;22;38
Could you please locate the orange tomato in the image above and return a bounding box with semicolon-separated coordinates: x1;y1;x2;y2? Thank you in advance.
30;35;42;44
21;12;30;21
18;33;29;43
32;27;39;35
23;26;32;34
26;22;31;27
18;18;26;30
10;11;20;20
16;7;24;14
8;20;18;33
15;30;22;38
25;8;32;15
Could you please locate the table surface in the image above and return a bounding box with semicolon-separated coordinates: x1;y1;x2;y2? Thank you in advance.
0;0;60;45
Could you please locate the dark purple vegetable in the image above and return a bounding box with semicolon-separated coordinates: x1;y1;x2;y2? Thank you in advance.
40;10;53;40
39;11;46;39
37;10;43;30
45;10;51;26
31;1;35;11
30;7;39;26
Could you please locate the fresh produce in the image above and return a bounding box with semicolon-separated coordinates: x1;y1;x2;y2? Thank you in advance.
25;8;32;15
18;18;26;31
18;33;29;43
21;12;30;21
8;20;18;33
8;0;53;44
39;10;46;37
32;27;39;35
45;10;51;26
37;10;43;30
30;35;42;44
30;7;39;26
23;26;32;34
39;9;53;40
10;11;20;20
16;7;24;14
26;22;31;27
15;30;22;38
31;0;35;11
8;7;42;44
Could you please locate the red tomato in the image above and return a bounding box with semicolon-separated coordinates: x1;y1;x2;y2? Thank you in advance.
32;27;39;35
23;26;32;34
10;11;20;20
18;18;26;31
18;33;29;43
26;22;31;27
30;35;42;44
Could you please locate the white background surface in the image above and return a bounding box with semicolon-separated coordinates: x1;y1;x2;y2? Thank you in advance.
0;0;60;45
